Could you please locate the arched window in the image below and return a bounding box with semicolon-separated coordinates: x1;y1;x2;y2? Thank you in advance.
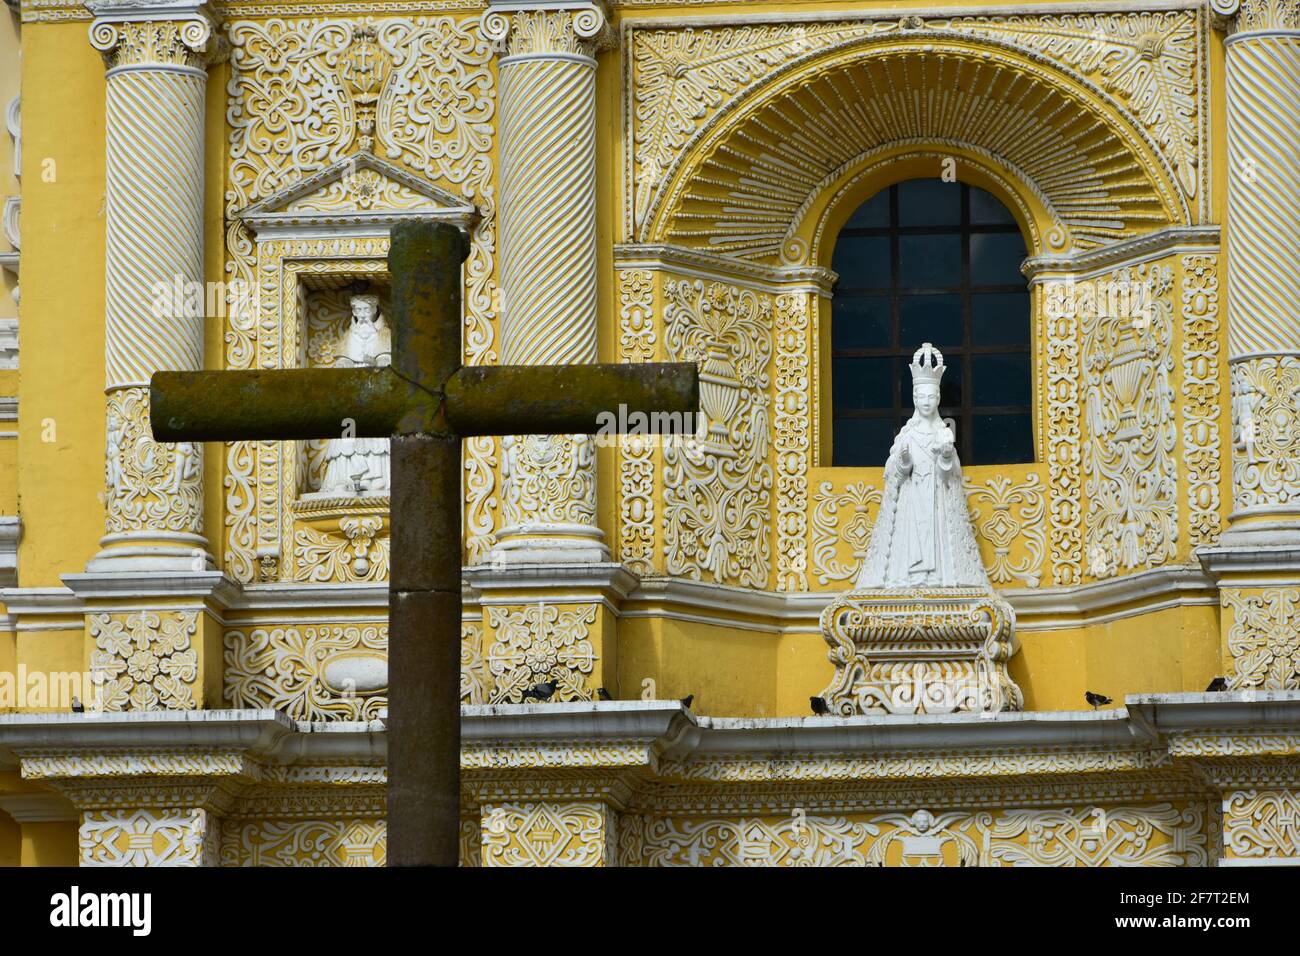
830;179;1033;467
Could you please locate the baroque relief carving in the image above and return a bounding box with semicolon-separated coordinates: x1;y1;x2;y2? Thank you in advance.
1230;356;1300;513
485;603;598;704
1223;588;1300;690
773;293;811;591
1223;789;1300;860
221;818;386;866
481;801;612;867
1080;264;1178;578
811;480;880;588
90;611;200;712
662;278;773;589
105;387;203;536
628;13;1204;245
1045;281;1084;586
461;620;488;705
965;474;1047;588
81;808;219;867
620;803;1208;867
223;16;499;581
1180;255;1223;546
618;268;658;575
225;623;388;720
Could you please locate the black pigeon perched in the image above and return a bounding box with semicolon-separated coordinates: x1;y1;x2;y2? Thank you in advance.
810;696;830;716
1085;690;1113;710
680;694;694;709
1206;676;1228;692
521;680;559;702
596;687;612;701
70;697;84;713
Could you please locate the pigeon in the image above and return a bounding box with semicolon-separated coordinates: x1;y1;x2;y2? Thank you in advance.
810;696;830;716
1085;690;1113;710
521;680;559;702
596;687;613;701
71;697;85;714
680;694;694;709
1206;676;1228;692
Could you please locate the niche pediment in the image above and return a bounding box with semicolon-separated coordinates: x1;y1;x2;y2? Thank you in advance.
237;152;479;238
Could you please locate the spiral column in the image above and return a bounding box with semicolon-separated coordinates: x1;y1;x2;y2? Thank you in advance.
483;2;611;565
86;2;223;572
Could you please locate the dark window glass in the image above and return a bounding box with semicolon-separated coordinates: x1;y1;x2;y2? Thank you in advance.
830;180;1032;466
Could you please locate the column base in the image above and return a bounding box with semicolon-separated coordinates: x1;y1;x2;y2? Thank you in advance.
87;532;215;574
489;523;610;566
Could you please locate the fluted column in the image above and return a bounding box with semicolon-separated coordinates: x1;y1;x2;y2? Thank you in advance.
86;1;223;572
1217;0;1300;545
483;1;611;565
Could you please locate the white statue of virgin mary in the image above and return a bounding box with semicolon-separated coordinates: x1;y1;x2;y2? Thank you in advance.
855;343;989;590
320;294;391;496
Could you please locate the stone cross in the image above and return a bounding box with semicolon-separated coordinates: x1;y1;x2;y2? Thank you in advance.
150;221;698;866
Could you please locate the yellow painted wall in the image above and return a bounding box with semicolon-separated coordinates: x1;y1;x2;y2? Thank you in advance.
15;24;105;586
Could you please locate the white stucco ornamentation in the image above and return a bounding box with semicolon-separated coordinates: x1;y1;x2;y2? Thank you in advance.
821;346;1021;716
318;294;391;496
90;610;200;712
81;807;220;867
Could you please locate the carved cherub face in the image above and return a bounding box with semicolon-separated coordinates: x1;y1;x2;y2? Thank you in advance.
913;383;940;418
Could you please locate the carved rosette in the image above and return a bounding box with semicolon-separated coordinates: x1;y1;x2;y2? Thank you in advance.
89;610;201;711
485;603;597;703
820;588;1023;716
1222;588;1300;689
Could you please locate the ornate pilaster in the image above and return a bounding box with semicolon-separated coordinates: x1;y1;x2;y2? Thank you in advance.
85;0;224;572
483;2;612;565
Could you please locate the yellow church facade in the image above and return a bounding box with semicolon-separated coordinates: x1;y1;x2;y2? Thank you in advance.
0;0;1299;866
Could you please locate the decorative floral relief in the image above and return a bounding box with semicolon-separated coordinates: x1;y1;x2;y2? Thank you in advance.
105;387;202;537
294;516;389;582
810;480;881;587
1045;283;1083;586
1231;355;1300;513
485;603;597;704
662;279;773;589
499;434;597;531
225;623;388;720
773;294;811;591
90;611;200;712
965;473;1047;588
482;802;611;867
1180;255;1222;547
617;269;658;575
81;808;218;867
1080;264;1178;578
620;803;1208;867
1223;589;1300;690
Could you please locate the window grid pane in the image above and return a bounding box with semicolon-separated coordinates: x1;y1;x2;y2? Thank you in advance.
830;180;1032;467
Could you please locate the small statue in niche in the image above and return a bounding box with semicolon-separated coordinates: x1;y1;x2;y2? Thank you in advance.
320;293;391;495
855;343;988;589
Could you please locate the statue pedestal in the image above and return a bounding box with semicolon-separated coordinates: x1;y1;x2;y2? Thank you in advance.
819;588;1023;716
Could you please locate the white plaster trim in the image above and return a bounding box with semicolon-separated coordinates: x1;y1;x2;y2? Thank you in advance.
0;515;18;589
1023;226;1221;279
0;791;78;823
614;243;836;296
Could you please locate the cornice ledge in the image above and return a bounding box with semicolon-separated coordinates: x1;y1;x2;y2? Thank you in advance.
1127;690;1300;736
615;242;838;294
62;569;243;607
464;561;640;601
462;700;691;747
1023;225;1221;279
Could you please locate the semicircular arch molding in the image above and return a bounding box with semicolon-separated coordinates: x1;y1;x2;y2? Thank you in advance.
644;32;1190;263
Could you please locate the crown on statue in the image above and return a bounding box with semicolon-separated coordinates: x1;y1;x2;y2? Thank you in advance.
909;342;945;387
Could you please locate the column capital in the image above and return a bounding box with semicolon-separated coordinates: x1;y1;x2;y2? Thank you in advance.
1211;0;1300;34
481;0;614;58
86;0;226;70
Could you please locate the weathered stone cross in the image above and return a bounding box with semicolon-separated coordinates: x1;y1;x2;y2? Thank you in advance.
150;221;698;866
